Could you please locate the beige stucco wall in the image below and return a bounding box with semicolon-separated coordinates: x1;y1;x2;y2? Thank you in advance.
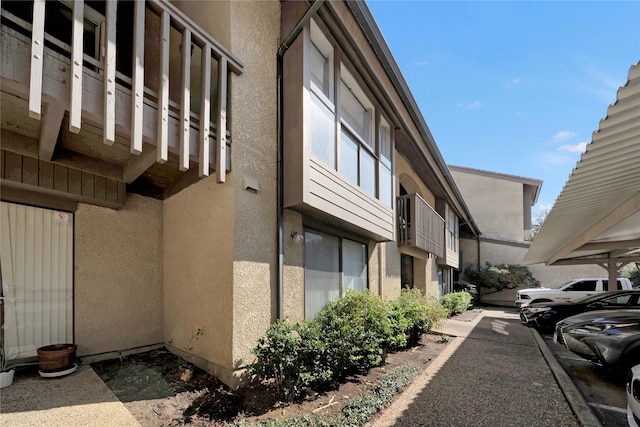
283;210;305;322
229;0;280;378
451;170;524;241
75;194;163;357
163;0;280;387
163;177;235;382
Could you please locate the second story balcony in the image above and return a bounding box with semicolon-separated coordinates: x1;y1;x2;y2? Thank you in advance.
397;193;445;258
0;0;243;208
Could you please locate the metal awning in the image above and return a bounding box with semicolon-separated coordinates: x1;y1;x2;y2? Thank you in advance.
522;61;640;267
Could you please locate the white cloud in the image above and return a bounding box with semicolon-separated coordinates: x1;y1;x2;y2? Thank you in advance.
457;100;483;109
552;130;578;142
558;142;588;154
506;78;520;88
414;60;429;67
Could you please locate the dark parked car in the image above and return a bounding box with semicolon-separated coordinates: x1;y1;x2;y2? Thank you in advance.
520;290;640;331
554;309;640;369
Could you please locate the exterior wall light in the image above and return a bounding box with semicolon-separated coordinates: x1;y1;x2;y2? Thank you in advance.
290;230;304;244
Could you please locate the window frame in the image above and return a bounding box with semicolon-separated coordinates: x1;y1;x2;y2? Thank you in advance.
307;18;394;206
303;227;369;320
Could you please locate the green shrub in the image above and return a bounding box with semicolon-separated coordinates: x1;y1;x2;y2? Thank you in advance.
387;289;447;349
250;320;332;402
463;263;540;291
314;290;394;379
440;291;472;316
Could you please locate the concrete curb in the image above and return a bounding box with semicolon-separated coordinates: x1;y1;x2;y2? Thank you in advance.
531;328;603;427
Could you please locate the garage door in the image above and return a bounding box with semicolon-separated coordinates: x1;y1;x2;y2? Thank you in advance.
1;202;73;359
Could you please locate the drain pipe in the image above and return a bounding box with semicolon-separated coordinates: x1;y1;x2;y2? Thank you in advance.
277;1;324;320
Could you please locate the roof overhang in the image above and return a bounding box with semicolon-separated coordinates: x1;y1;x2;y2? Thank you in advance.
522;62;640;267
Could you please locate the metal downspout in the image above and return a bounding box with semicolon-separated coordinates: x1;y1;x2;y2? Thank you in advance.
277;1;324;320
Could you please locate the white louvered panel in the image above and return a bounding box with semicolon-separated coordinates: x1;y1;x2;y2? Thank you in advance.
0;202;73;359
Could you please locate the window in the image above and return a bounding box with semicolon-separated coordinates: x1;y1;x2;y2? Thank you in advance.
379;118;392;207
304;229;368;320
564;280;597;292
445;205;458;253
307;19;393;205
309;20;336;168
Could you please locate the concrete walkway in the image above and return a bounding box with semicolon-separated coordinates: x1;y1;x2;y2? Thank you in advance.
371;307;600;427
0;364;139;426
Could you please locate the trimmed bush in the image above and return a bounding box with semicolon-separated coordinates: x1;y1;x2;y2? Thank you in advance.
313;290;395;379
250;320;332;402
250;289;447;404
387;289;447;349
440;291;472;316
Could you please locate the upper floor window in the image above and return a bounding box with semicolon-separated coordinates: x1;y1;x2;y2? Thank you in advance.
445;205;458;252
308;19;393;207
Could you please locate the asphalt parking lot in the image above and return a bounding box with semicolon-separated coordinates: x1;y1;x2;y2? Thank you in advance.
539;331;628;427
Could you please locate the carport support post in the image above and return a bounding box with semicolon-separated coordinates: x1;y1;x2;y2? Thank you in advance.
607;262;617;291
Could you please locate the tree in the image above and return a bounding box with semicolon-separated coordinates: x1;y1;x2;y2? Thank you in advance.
526;209;549;242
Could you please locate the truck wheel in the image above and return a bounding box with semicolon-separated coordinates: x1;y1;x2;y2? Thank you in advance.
531;299;552;304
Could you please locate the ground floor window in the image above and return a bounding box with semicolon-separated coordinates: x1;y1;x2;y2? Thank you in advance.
304;229;367;319
438;267;454;297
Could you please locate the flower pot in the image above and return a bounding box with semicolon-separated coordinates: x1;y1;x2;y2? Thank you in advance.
37;344;77;373
0;369;15;388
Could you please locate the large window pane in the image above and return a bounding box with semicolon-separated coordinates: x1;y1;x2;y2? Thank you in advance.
343;239;367;292
304;231;340;320
379;119;391;167
310;94;336;168
340;131;358;185
360;150;375;197
379;164;392;207
310;42;329;97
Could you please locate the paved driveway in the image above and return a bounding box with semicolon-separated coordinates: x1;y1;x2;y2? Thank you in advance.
373;308;582;427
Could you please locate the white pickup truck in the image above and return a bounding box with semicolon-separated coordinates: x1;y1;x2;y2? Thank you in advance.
515;278;633;308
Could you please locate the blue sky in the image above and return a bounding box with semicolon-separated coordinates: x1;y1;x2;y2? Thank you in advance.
367;1;640;216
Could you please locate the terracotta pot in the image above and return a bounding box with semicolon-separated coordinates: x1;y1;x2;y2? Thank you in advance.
37;344;77;372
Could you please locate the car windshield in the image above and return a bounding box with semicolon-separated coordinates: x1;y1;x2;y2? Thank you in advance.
573;291;625;304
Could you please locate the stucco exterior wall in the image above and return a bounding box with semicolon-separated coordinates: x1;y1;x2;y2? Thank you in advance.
381;241;402;300
283;210;305;322
161;1;279;387
75;194;163;357
228;0;280;378
163;178;235;382
451;170;524;241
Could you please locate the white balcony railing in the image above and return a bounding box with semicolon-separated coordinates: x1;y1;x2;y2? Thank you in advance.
0;0;243;184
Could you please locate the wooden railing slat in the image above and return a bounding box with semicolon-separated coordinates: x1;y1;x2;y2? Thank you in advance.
157;10;170;164
69;0;84;133
131;0;145;155
179;28;191;171
103;0;117;146
199;44;212;177
216;57;228;183
28;0;46;120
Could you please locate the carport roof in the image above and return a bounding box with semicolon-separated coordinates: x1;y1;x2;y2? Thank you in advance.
522;61;640;266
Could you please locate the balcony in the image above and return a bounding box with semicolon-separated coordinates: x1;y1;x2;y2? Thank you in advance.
0;0;243;207
397;193;445;257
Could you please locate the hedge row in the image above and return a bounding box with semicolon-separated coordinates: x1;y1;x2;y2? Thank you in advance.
250;289;469;402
